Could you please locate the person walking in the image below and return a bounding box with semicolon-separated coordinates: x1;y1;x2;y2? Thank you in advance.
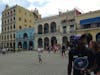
61;44;66;57
37;46;43;63
68;34;95;75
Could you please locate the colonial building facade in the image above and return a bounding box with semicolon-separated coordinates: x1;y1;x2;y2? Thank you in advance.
34;9;81;50
16;28;35;50
1;5;41;49
0;4;100;50
76;10;100;43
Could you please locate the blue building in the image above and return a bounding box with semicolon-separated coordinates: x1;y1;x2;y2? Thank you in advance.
16;28;35;50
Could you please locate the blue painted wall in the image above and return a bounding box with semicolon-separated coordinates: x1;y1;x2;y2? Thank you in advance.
16;28;35;50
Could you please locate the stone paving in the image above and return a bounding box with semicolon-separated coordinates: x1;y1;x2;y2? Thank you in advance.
0;51;68;75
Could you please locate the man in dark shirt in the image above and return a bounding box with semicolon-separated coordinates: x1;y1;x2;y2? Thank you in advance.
68;34;95;75
95;41;100;75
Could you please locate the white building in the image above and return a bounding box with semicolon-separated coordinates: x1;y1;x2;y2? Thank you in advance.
34;9;81;50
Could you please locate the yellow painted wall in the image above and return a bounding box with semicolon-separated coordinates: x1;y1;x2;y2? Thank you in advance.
15;5;35;30
76;10;100;29
77;28;100;41
76;10;100;41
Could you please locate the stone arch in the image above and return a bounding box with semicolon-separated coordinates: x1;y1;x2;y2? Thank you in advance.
38;25;42;34
18;42;22;48
96;32;100;42
51;36;57;46
23;41;27;50
23;33;28;39
44;23;49;34
29;41;34;50
38;38;43;47
44;37;49;50
50;22;56;33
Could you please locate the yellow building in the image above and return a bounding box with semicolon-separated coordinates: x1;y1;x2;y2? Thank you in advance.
1;5;41;49
76;10;100;42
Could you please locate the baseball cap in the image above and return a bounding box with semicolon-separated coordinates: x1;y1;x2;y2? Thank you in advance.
74;34;86;41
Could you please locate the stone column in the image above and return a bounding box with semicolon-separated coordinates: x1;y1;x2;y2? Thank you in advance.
56;35;62;46
34;37;38;50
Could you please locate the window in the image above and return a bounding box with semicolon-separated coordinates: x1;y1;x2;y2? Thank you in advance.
19;26;22;29
13;17;15;20
5;35;6;40
2;28;3;31
29;26;31;28
7;35;9;39
70;25;74;28
97;23;100;27
8;26;9;30
19;17;21;21
69;19;74;22
61;19;66;24
25;19;27;22
14;9;15;12
5;27;6;31
10;25;12;30
8;19;9;23
5;20;6;24
70;25;74;32
83;24;91;29
13;24;15;29
8;12;9;15
63;26;66;33
3;14;4;18
11;10;12;13
5;13;7;16
12;34;15;38
2;36;3;40
10;18;12;22
10;34;12;39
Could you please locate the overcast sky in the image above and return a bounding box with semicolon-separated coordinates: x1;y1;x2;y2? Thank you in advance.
0;0;100;32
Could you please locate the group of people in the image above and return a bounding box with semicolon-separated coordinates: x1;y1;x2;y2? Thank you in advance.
37;34;100;75
68;34;100;75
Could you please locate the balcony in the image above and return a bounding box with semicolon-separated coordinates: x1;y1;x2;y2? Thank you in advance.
16;37;34;41
80;23;100;29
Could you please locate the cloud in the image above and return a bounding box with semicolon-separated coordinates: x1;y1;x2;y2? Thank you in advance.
0;0;31;8
32;0;49;7
0;0;100;32
28;0;77;17
75;0;100;12
0;0;100;17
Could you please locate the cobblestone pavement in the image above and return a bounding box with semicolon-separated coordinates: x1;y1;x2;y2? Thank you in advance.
0;51;68;75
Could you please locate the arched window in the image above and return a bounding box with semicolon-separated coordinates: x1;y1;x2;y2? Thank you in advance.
38;38;43;47
44;37;49;49
44;23;49;34
50;22;56;33
23;41;27;50
23;33;28;39
51;37;57;46
38;25;42;34
96;32;100;42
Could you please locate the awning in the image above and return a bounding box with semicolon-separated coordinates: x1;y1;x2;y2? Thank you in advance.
80;16;100;25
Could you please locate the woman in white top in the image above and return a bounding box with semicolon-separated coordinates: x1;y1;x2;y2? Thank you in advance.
38;46;43;63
